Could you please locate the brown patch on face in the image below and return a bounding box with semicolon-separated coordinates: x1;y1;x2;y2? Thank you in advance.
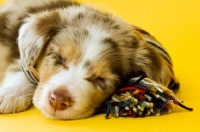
37;59;58;83
84;57;119;93
36;39;81;82
59;41;81;65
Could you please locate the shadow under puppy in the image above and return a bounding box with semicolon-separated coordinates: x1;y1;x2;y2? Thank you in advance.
0;0;179;120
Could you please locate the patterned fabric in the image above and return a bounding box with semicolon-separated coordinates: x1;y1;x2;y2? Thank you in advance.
105;76;193;119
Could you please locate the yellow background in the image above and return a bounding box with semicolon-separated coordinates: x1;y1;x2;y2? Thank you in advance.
0;0;200;132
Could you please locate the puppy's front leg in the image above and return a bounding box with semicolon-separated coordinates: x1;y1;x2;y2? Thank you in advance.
0;60;35;113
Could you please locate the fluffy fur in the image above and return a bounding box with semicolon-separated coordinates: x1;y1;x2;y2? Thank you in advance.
0;0;177;120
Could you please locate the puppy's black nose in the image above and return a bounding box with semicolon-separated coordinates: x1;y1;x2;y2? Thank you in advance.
49;89;72;110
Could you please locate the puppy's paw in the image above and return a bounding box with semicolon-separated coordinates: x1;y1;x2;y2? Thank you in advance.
0;84;35;114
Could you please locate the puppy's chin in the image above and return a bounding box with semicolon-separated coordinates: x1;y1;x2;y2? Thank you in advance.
33;85;95;120
36;100;94;120
32;71;108;120
42;111;94;120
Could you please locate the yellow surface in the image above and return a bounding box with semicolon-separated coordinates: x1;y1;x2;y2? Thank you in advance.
0;0;200;132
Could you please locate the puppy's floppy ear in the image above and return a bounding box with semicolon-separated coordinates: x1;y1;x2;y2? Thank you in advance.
18;11;63;83
133;26;179;90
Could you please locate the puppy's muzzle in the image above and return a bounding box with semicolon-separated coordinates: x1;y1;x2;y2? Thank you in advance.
49;89;72;111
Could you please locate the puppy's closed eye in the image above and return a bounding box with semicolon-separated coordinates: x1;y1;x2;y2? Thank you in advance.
51;53;64;65
85;76;107;92
48;53;68;69
94;77;107;90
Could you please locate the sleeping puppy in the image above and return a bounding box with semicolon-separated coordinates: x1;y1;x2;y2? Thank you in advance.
0;0;179;120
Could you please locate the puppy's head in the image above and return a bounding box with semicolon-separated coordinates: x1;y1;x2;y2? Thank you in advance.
18;6;157;119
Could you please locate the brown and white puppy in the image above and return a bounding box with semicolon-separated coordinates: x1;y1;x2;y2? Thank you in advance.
0;0;178;120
